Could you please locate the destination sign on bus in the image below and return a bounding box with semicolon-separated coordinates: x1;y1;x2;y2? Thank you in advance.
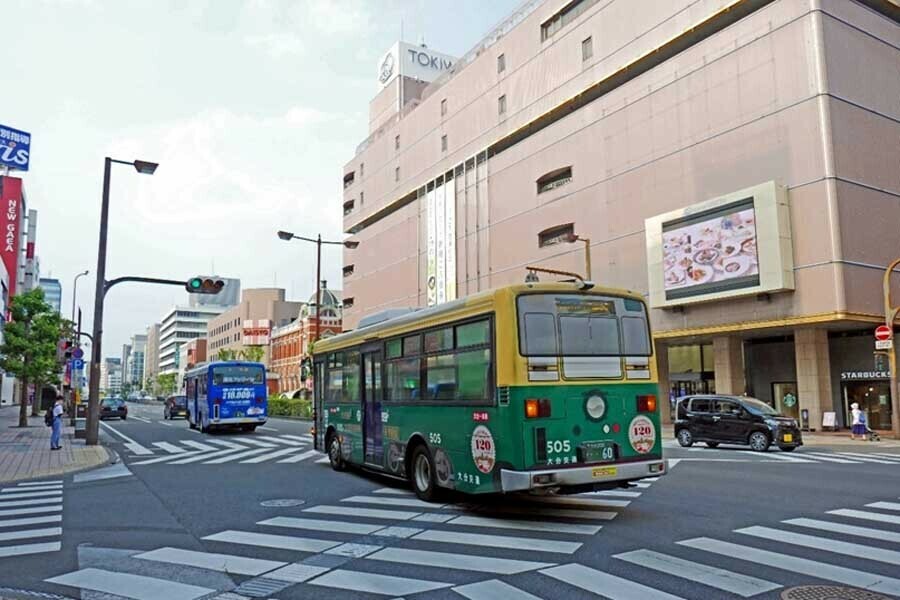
555;298;615;315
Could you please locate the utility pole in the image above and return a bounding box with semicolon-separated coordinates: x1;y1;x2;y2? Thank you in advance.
882;258;900;439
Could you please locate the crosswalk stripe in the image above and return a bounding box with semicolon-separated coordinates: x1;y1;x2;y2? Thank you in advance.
0;541;61;558
0;527;62;542
202;530;341;553
131;451;205;465
240;447;303;464
828;452;896;464
304;505;421;521
678;537;900;596
2;486;61;493
0;506;63;517
448;515;601;535
0;515;62;528
839;452;900;462
16;480;63;486
47;567;214;600
614;549;780;597
789;453;856;464
255;436;304;446
315;456;330;464
737;525;900;566
0;497;61;509
124;442;154;456
170;448;245;465
374;488;413;496
453;578;542;600
280;434;312;442
0;491;62;501
308;568;451;596
589;490;642;498
411;529;581;554
761;453;816;463
135;546;285;576
205;440;248;450
523;495;630;509
180;441;218;452
474;504;618;521
828;509;900;525
341;495;447;509
871;453;900;459
865;501;900;511
367;547;554;574
202;448;271;464
783;518;900;544
235;438;277;448
152;442;185;454
277;449;318;463
258;516;383;535
541;563;685;599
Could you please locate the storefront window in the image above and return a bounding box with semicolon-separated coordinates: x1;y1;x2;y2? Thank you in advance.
843;380;892;430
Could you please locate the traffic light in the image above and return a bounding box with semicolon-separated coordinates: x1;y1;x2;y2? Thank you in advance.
61;340;73;359
185;277;225;294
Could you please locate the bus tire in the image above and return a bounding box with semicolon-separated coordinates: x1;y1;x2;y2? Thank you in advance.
410;445;439;502
327;432;346;472
188;417;196;430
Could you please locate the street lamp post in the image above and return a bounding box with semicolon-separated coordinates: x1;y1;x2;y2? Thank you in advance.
277;231;358;344
71;270;89;331
882;258;900;439
86;157;158;446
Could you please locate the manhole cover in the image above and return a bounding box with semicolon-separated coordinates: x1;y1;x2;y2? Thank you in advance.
781;586;892;600
260;498;305;507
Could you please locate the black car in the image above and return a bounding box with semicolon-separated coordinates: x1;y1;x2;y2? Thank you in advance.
99;397;128;420
674;395;802;452
164;395;188;420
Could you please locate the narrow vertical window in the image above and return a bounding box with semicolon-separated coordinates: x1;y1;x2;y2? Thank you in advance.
497;53;506;73
441;134;448;153
498;95;507;116
440;98;447;116
395;134;400;150
582;36;593;61
395;166;400;182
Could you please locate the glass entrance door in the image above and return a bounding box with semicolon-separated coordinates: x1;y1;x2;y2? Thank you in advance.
362;351;384;466
773;382;799;420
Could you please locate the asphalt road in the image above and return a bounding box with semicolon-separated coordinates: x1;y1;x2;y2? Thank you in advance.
2;401;900;600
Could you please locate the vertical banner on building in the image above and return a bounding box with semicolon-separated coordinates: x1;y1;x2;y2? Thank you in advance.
0;176;22;301
435;180;446;305
426;185;437;306
445;175;457;303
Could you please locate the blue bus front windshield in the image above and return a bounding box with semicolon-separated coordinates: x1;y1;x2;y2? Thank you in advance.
213;365;264;386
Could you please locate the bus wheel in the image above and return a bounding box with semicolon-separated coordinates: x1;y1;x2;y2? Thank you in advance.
328;433;346;472
188;415;196;430
411;445;438;502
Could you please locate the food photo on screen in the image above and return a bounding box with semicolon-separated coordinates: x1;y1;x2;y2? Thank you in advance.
662;200;760;300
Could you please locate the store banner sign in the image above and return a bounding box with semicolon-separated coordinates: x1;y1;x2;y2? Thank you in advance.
425;175;457;307
0;176;21;300
0;125;31;172
841;371;890;381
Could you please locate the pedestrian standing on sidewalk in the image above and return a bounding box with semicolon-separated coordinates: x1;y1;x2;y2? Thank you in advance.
850;402;865;440
50;396;64;450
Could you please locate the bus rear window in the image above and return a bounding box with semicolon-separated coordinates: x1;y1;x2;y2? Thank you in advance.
213;366;264;385
517;294;651;357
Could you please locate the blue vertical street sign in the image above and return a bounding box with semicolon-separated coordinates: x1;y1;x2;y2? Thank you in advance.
72;358;84;370
0;124;31;171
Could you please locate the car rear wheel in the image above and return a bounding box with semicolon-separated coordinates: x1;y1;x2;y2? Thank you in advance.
327;433;346;472
749;431;770;452
677;429;693;447
705;441;719;448
410;445;439;502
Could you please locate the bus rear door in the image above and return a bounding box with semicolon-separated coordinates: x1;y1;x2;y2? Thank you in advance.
362;348;384;467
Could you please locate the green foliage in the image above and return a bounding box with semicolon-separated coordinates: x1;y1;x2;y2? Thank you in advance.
240;345;265;363
156;372;177;395
217;348;237;361
268;397;312;419
0;289;70;426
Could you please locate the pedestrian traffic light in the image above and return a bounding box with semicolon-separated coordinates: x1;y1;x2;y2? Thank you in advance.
185;277;225;294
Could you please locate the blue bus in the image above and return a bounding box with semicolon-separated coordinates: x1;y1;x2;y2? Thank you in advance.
184;361;268;433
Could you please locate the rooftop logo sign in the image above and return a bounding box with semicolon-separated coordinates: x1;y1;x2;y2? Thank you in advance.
0;124;30;172
377;42;457;89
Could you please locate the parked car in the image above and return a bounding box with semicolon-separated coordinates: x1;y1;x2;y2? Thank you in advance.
674;394;802;452
99;397;128;421
164;395;188;420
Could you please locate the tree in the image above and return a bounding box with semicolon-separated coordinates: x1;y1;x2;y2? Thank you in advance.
156;373;177;395
239;345;265;363
0;289;69;427
217;348;237;361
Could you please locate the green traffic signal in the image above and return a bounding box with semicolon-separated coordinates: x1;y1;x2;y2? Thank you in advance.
185;277;224;294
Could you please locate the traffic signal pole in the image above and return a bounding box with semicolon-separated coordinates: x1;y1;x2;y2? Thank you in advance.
883;258;900;439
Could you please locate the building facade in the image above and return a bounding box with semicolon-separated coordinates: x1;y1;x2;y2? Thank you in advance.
158;305;227;375
143;323;161;389
342;0;900;431
206;288;304;368
177;338;207;391
121;344;131;386
128;334;147;387
38;278;61;313
269;286;343;397
100;357;122;395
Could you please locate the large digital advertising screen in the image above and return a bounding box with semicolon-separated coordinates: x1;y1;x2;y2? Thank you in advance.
661;199;759;301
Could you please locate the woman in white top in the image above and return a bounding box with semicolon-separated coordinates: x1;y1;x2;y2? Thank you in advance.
850;402;866;440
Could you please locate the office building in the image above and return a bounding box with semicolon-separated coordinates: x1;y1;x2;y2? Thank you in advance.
143;323;161;389
38;278;62;313
100;357;122;395
158;305;228;375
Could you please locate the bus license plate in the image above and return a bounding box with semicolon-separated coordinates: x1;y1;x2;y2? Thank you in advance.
592;466;617;478
580;441;617;463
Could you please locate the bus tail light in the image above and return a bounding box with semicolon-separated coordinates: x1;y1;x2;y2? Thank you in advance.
637;395;657;413
525;398;551;419
213;398;221;406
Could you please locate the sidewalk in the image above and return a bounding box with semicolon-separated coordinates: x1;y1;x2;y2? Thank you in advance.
660;423;897;447
0;406;109;483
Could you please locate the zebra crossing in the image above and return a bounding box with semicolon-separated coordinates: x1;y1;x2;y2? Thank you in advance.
0;479;63;560
124;434;319;466
664;440;900;466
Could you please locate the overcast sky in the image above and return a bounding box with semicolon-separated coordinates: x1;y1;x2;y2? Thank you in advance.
5;0;520;356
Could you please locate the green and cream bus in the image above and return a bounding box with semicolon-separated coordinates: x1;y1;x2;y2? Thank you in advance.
312;281;666;501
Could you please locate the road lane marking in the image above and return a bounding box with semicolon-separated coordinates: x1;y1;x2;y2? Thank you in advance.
761;453;816;463
374;488;413;496
179;440;218;452
0;491;62;501
280;434;312;442
278;449;319;463
824;452;895;464
130;416;151;423
235;438;277;448
315;456;330;464
790;453;856;464
448;515;601;535
255;436;303;445
308;569;451;596
678;537;900;596
202;448;272;464
99;421;153;455
16;480;62;486
0;497;61;509
453;579;542;600
257;426;279;432
523;495;630;509
240;447;303;463
871;453;900;459
0;506;62;517
412;530;581;554
131;451;205;465
2;485;62;492
304;505;421;521
367;547;554;574
828;509;900;525
156;421;172;426
541;563;686;600
152;442;185;454
0;527;62;542
47;567;214;600
784;517;900;544
340;495;447;509
259;515;382;535
614;549;780;597
170;448;245;464
136;547;284;576
205;440;248;450
473;504;618;521
265;563;330;583
0;515;62;528
588;490;642;498
865;501;900;511
202;530;340;553
0;541;61;558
